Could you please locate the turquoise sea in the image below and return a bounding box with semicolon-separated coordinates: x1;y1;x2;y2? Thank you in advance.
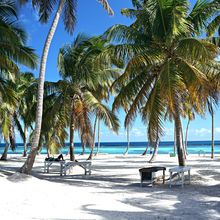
0;141;220;155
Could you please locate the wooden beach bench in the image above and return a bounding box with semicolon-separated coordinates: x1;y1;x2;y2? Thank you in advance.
139;166;166;187
169;166;191;188
44;160;92;176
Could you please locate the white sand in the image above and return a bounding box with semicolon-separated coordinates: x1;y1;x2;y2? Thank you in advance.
0;154;220;220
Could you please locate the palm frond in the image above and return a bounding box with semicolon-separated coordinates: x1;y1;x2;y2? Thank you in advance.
98;0;114;15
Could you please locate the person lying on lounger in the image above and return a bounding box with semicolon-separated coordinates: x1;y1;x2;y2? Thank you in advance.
45;154;65;161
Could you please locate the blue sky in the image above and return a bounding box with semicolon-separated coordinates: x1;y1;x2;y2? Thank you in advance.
17;0;220;143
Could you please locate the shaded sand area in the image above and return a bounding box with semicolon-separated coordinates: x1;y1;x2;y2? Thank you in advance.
0;154;220;220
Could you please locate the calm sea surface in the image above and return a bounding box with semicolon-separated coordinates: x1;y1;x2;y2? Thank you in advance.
0;141;220;155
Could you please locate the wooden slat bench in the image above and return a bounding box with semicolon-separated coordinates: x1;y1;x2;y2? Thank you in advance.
44;160;92;176
169;166;191;188
61;161;92;176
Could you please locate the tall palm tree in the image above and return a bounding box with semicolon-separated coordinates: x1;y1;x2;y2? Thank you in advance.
58;35;120;161
87;76;120;159
85;91;120;159
106;0;220;166
193;62;220;158
19;0;114;174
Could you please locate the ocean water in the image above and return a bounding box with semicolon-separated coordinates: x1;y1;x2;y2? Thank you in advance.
0;141;220;155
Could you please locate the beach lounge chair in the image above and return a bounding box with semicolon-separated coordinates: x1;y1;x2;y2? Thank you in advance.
139;166;166;187
44;158;92;176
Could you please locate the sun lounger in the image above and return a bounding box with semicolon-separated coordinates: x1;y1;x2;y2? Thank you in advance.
169;166;191;188
139;166;166;187
61;161;92;176
44;160;92;176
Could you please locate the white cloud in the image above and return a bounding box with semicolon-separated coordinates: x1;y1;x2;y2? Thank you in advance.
215;128;220;133
194;128;211;136
164;128;174;136
131;128;145;137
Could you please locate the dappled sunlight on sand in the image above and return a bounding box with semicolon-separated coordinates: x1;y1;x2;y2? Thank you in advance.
0;154;220;219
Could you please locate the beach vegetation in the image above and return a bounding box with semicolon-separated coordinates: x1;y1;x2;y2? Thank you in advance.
104;0;220;166
18;0;114;173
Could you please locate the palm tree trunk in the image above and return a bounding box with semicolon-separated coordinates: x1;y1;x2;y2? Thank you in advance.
69;113;75;161
174;126;176;154
23;125;27;157
142;142;149;156
174;108;186;166
124;126;130;155
0;139;9;161
88;115;97;160
20;0;65;174
81;141;85;155
181;123;187;159
211;111;214;159
185;119;190;155
95;119;101;156
149;139;159;163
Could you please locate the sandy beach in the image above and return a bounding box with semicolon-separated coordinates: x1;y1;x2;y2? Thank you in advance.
0;154;220;220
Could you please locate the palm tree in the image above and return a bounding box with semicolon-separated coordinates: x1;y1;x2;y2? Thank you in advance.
0;1;37;160
19;0;114;174
106;0;220;166
0;1;37;73
203;70;219;159
58;35;120;161
88;78;120;159
0;103;16;160
15;73;37;157
85;91;120;159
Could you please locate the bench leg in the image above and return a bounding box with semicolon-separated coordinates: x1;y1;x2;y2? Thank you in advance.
188;170;191;184
181;172;184;188
140;180;143;187
163;170;165;184
47;163;50;173
151;174;153;187
169;172;172;188
60;163;63;176
44;162;46;173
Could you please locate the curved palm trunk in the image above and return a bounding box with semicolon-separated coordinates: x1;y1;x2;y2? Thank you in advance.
0;139;9;161
20;0;65;174
47;148;50;158
211;111;214;159
88;116;97;160
81;141;85;155
69;113;75;161
174;126;176;154
124;126;130;155
181;123;187;159
142;142;149;156
95;119;101;156
23;125;27;157
185;119;190;155
148;139;159;163
174;109;186;166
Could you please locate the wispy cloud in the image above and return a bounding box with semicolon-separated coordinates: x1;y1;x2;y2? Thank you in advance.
193;128;211;136
215;127;220;133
